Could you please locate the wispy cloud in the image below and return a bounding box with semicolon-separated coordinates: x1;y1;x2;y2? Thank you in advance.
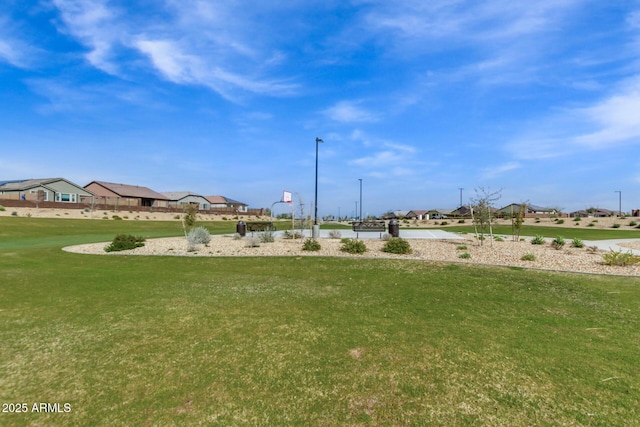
50;0;298;100
323;101;379;123
480;161;522;180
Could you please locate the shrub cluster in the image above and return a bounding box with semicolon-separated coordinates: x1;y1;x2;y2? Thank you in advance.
602;250;640;266
302;238;321;251
328;230;342;239
340;238;367;254
259;230;275;243
572;238;584;248
104;234;145;252
521;253;536;261
283;230;304;239
382;237;413;255
458;252;471;259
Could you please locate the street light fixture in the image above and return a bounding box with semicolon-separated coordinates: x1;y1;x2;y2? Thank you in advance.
313;137;323;238
615;190;622;217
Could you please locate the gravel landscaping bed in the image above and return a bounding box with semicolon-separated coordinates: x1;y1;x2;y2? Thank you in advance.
63;234;640;276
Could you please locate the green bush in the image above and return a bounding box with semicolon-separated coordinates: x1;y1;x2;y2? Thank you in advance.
457;219;465;223
112;215;122;220
382;237;413;255
340;238;367;254
587;222;595;227
556;219;565;224
551;236;565;250
11;211;18;216
602;250;640;266
0;205;5;211
494;236;504;242
104;234;145;252
187;226;211;245
612;223;621;228
521;254;536;261
573;217;581;222
458;252;471;259
456;245;468;250
440;221;449;225
572;238;584;248
629;221;638;227
302;238;321;251
531;235;545;245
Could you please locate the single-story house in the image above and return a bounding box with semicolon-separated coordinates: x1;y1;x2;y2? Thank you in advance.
163;192;211;211
406;210;429;220
498;203;558;216
0;178;94;203
451;205;473;217
205;195;248;212
382;210;409;220
570;208;616;218
85;180;169;208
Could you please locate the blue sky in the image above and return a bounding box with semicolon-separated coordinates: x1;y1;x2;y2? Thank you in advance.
2;1;640;217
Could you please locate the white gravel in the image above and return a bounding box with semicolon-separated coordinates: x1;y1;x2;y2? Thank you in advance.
63;234;640;276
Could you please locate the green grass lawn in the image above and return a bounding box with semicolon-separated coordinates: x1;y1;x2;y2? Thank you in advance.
1;217;639;425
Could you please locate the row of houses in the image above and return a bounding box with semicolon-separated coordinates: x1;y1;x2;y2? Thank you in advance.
0;178;252;213
387;203;628;220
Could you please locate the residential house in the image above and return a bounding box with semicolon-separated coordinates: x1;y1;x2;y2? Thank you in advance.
427;208;455;220
406;210;429;220
382;210;409;220
0;178;94;204
163;192;211;211
205;195;248;212
569;208;616;218
498;203;559;217
85;180;169;208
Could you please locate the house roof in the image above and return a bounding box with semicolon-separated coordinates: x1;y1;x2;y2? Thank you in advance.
408;210;429;215
0;178;93;194
205;195;247;206
88;181;168;200
162;191;205;201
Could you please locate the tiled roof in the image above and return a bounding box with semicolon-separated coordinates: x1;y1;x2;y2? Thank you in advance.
90;181;168;200
0;178;61;191
205;195;247;206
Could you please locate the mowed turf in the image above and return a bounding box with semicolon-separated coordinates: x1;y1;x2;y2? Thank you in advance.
1;217;639;426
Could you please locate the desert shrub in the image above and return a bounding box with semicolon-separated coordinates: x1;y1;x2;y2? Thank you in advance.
0;205;5;211
573;217;581;222
340;238;367;254
556;219;564;224
587;222;595;227
494;236;504;242
187;226;211;245
629;221;638;227
382;237;413;255
233;233;242;240
104;234;145;252
259;230;275;243
458;219;465;223
456;245;468;250
440;221;449;225
381;233;392;241
11;211;18;216
302;238;321;251
222;217;228;220
521;253;536;261
174;215;181;220
283;230;304;239
531;235;545;245
612;223;621;228
458;252;471;259
572;238;584;248
245;237;260;248
551;236;565;250
328;230;342;239
112;215;122;220
602;249;640;266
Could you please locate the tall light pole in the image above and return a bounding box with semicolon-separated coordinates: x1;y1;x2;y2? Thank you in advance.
615;190;621;217
459;188;464;208
313;137;323;238
359;178;363;220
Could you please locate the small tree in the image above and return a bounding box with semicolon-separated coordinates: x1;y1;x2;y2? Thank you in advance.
511;202;527;242
181;204;198;237
470;187;502;246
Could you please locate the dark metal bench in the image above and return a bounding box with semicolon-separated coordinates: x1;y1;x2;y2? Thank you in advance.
351;220;386;238
246;222;276;232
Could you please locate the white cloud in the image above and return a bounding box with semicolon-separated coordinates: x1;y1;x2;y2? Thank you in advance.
323;101;379;123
